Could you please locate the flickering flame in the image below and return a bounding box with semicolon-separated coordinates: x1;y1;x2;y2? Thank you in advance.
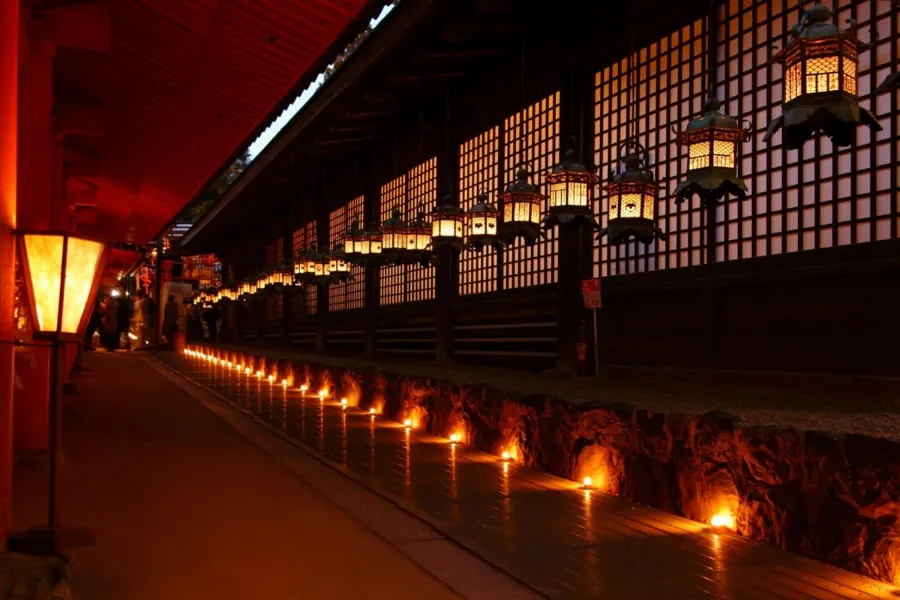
300;384;309;392
501;451;510;461
267;375;274;383
245;368;251;375
711;511;736;532
449;433;459;444
369;408;377;415
256;371;263;378
404;418;412;428
281;379;288;387
341;398;348;409
318;389;327;399
583;476;593;489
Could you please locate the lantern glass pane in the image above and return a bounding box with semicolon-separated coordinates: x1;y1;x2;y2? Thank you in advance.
23;234;64;333
25;235;103;334
360;239;370;255
416;231;431;250
371;239;382;254
805;56;840;94
306;260;316;272
468;214;498;236
689;141;711;169
314;263;324;276
842;57;857;94
337;260;348;272
352;238;363;253
785;61;803;102
549;180;589;208
437;218;459;238
620;193;643;218
406;231;416;250
328;258;337;271
642;192;655;220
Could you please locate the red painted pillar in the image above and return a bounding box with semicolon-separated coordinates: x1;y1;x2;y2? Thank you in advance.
14;40;55;453
0;0;21;549
13;348;50;452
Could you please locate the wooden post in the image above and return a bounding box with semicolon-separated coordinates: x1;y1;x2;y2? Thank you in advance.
315;174;329;352
0;0;19;547
363;174;379;356
281;216;293;344
435;147;459;363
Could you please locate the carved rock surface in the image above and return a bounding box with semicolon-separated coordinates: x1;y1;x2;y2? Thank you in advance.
218;348;900;585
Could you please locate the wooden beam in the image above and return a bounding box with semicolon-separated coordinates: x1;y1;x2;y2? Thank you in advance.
34;1;110;52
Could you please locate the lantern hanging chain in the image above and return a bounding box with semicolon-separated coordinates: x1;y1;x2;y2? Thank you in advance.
626;0;638;147
519;29;526;170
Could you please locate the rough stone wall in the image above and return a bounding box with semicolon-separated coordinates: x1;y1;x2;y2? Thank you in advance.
212;348;900;584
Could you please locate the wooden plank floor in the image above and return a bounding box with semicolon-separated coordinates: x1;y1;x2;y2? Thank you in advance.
163;353;900;600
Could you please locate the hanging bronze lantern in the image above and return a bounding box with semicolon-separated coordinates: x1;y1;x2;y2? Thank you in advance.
764;2;880;149
328;244;352;284
405;211;433;266
464;190;500;251
499;163;544;245
430;198;464;251
674;96;751;206
380;208;409;263
542;147;598;227
600;139;664;245
342;220;366;265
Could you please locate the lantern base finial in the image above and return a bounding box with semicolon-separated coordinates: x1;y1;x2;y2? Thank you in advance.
673;171;749;207
499;222;543;247
764;95;881;150
599;218;665;245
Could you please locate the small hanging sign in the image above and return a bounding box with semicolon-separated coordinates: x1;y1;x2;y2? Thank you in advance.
581;279;602;309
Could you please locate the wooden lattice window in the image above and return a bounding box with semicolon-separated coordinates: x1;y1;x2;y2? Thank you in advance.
713;0;897;261
594;0;898;277
330;196;365;312
502;92;560;289
459;127;500;296
293;221;317;315
378;158;437;306
594;19;706;277
379;175;406;306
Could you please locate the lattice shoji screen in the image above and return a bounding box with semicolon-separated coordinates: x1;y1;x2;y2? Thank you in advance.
405;158;437;302
594;19;707;277
459;127;500;295
379;175;406;306
330;196;366;312
293;221;317;315
378;159;437;306
714;0;898;261
503;92;560;289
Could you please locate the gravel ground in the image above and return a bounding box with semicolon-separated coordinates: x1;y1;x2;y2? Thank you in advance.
209;343;900;441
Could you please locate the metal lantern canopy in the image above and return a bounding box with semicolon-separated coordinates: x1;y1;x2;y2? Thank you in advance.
600;139;664;245
674;96;751;206
19;232;108;340
429;198;464;251
764;2;880;149
543;147;598;227
499;163;544;245
464;190;500;251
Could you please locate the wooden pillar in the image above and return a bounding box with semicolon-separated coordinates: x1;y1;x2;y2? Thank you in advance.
14;40;55;452
315;175;328;352
363;178;379;356
435;149;459;363
555;63;595;375
281;217;293;344
0;0;19;547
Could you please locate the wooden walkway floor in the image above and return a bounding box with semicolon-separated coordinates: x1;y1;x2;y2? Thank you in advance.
159;351;900;600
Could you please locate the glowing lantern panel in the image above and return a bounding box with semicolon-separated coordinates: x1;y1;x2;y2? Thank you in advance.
21;234;106;336
600;139;663;245
499;164;544;244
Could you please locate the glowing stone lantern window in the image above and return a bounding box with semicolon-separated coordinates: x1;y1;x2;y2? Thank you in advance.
20;233;107;339
764;2;880;149
499;163;544;244
600;139;663;245
429;201;464;251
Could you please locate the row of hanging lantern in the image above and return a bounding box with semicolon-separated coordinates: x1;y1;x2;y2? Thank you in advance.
205;0;889;295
